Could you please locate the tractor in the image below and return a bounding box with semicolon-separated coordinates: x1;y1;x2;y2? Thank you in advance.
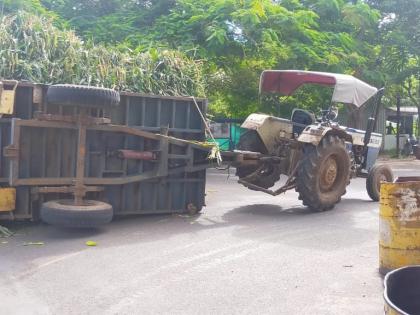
227;70;393;211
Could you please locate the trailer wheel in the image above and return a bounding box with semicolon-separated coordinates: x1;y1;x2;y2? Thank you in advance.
296;135;351;211
236;130;280;189
47;84;120;109
187;203;202;215
366;164;394;201
41;199;113;228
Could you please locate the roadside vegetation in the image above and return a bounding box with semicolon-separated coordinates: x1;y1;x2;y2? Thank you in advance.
0;11;205;96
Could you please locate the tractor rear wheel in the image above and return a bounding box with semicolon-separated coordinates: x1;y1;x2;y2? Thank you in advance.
366;164;394;201
235;130;280;190
296;135;351;211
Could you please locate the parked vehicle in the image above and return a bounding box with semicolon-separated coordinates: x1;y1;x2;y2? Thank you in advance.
402;134;419;156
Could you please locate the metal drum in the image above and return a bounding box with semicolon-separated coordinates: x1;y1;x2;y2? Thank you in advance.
379;178;420;275
384;265;420;315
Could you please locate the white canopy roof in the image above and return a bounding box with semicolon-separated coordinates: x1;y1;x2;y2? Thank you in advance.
329;72;378;107
260;70;379;108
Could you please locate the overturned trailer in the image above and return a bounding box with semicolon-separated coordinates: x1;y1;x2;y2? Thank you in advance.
0;80;212;226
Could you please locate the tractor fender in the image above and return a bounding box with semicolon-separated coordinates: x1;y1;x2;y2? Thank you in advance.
297;125;352;146
241;113;293;154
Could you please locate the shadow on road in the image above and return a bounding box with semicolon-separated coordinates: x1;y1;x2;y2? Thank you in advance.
0;195;379;263
228;203;313;216
217;197;378;251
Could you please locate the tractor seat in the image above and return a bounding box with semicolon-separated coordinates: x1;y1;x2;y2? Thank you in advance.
291;109;315;135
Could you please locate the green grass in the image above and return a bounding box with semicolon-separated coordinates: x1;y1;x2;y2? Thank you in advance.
0;11;205;97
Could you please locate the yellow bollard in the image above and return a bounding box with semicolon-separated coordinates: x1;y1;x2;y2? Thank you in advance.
379;178;420;275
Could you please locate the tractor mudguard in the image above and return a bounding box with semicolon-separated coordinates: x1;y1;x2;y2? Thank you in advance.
345;128;382;171
297;125;352;146
241;113;293;154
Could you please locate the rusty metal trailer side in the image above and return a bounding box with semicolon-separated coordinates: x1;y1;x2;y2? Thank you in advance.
0;81;210;221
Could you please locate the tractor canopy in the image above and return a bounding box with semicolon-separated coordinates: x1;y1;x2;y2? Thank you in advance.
259;70;378;108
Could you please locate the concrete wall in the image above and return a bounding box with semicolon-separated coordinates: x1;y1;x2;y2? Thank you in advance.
384;134;409;151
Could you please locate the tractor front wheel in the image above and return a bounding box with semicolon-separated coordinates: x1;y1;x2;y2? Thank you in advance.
366;164;394;201
296;135;351;211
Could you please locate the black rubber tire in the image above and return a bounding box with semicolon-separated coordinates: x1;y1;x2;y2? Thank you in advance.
236;130;268;154
41;199;113;228
366;164;394;202
47;84;120;109
235;130;280;189
187;203;203;215
296;135;351;211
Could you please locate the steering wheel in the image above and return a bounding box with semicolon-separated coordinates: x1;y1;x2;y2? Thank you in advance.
320;107;338;122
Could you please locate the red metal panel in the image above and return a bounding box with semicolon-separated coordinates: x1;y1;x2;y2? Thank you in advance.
260;71;336;95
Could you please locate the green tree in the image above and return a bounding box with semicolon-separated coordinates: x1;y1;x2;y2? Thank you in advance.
1;1;389;119
1;0;52;16
39;0;176;45
368;0;420;135
141;0;381;117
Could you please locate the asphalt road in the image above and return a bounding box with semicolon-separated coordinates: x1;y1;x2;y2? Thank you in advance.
1;160;420;315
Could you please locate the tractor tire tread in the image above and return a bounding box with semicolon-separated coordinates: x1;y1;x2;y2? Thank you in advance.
366;164;394;201
296;135;351;212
